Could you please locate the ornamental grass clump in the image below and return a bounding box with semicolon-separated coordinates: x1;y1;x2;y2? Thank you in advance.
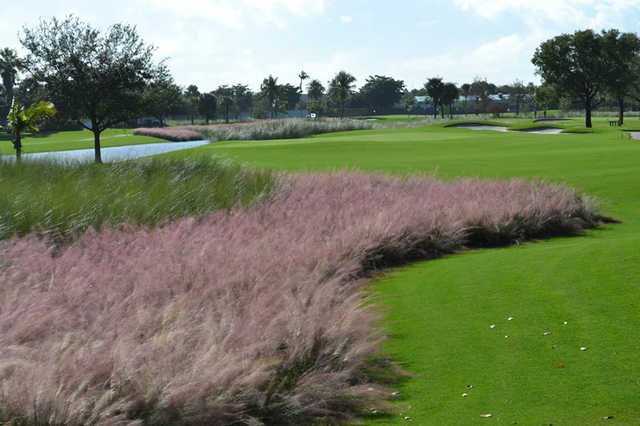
0;172;599;425
0;157;275;241
131;127;204;141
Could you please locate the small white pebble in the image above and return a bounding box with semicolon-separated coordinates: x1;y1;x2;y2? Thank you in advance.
490;324;496;329
543;331;552;336
391;391;401;396
508;316;514;321
480;413;493;418
462;392;469;397
563;321;568;325
505;335;510;339
580;346;588;351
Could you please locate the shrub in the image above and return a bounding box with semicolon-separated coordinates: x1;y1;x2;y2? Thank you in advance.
132;127;204;141
0;172;599;425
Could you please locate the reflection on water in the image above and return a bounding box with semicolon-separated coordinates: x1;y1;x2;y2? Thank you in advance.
0;140;210;163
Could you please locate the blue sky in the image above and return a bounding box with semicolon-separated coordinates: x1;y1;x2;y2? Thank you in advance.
1;0;639;92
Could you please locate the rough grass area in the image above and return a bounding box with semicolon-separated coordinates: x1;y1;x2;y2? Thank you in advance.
134;118;377;142
131;127;204;141
0;172;598;426
0;157;275;241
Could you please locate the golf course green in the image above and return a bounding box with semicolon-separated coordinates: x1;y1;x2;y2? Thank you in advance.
164;117;640;425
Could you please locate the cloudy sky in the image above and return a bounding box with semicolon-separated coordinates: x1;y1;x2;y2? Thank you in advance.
1;0;639;92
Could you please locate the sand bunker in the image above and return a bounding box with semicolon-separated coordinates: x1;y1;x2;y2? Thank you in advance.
448;123;563;134
514;127;564;134
533;119;572;123
628;131;640;140
448;124;509;132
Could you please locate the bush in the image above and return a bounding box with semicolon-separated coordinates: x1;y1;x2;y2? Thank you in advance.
0;172;599;425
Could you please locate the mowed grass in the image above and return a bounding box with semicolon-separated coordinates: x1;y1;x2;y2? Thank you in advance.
0;128;163;155
165;117;640;425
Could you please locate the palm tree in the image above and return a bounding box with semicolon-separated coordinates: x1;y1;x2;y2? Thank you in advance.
260;75;281;119
0;48;24;110
307;79;325;102
328;71;356;118
298;70;309;93
6;97;56;161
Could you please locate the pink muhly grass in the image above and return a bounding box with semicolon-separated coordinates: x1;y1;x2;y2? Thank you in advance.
132;127;204;141
0;172;598;425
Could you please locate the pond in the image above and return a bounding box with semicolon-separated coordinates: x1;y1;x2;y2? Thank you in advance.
0;140;210;163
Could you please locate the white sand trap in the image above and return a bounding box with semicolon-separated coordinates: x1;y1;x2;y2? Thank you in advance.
533;119;571;123
514;127;563;134
448;124;509;132
628;131;640;140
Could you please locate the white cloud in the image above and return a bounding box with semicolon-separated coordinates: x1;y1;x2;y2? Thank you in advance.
453;0;640;30
396;33;540;88
340;15;353;24
146;0;325;29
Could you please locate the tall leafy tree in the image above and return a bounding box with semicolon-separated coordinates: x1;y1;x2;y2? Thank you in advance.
532;29;609;128
307;79;325;101
260;75;281;119
441;82;459;118
460;83;471;112
470;78;496;114
601;29;640;125
185;84;200;124
142;70;183;127
215;85;235;123
425;77;445;118
6;98;56;161
198;92;217;124
359;75;405;114
508;79;528;116
20;15;162;162
231;84;253;118
532;84;558;118
0;48;24;115
280;83;301;111
328;71;356;118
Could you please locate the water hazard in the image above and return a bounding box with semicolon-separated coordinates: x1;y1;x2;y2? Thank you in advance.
0;140;210;163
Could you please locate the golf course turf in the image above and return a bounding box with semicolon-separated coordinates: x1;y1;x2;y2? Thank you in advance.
164;117;640;425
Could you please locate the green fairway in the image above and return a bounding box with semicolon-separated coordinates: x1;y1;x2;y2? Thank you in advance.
165;117;640;424
0;128;163;155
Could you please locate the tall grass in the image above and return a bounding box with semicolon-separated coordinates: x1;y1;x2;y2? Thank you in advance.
130;127;203;141
0;171;599;425
0;157;275;241
134;118;377;142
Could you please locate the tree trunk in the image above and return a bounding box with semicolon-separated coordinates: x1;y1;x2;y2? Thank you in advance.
618;97;624;126
13;131;21;162
433;103;437;119
585;97;593;128
441;105;445;119
93;129;102;163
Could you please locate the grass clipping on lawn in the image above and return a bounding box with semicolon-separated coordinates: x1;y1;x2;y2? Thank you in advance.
0;172;598;425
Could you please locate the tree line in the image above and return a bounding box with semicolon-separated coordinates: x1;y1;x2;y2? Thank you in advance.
2;15;640;163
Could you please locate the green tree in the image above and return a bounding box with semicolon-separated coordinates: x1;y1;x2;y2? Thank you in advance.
460;83;471;113
508;79;528;116
425;77;445;118
328;71;356;118
142;70;183;127
532;29;609;128
198;92;217;124
280;83;301;111
402;92;417;117
20;15;162;162
185;85;200;124
6;98;56;161
231;84;253;118
601;29;640;125
359;75;405;114
0;48;24;116
470;78;496;114
307;79;325;102
533;84;558;118
260;75;281;119
441;82;459;118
